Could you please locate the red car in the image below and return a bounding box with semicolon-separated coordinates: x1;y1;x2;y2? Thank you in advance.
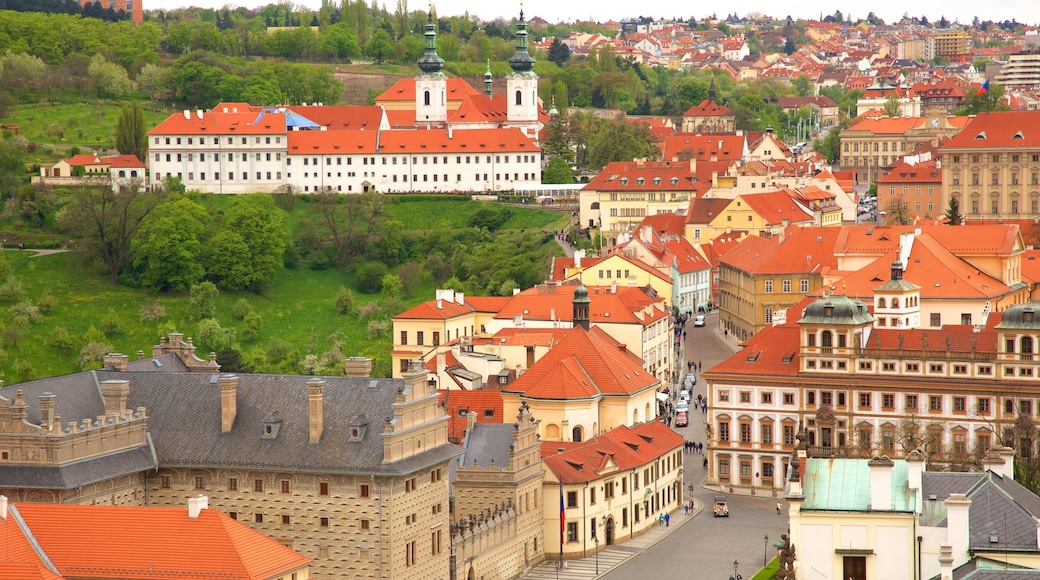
675;411;689;427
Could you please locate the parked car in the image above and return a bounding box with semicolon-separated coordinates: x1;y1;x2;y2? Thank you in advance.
694;315;705;327
675;411;689;427
675;400;689;414
713;495;729;517
679;389;690;401
684;372;696;388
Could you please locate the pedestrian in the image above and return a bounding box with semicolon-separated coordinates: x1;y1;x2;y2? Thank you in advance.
684;503;689;516
658;514;665;526
698;361;702;371
703;457;708;468
683;331;687;341
776;502;782;515
665;513;670;527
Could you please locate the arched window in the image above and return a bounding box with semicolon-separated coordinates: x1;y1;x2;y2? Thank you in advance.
1022;336;1034;360
632;409;638;424
891;298;900;308
878;297;887;308
515;90;522;105
821;330;833;352
424;90;431;106
572;426;583;442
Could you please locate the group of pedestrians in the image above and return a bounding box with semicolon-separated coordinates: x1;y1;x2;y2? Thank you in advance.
683;440;703;454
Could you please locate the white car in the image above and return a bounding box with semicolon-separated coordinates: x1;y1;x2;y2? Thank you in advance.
679;389;690;401
675;400;689;414
694;315;706;327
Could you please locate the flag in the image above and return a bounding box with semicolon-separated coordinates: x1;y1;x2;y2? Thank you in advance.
976;80;989;96
559;481;565;546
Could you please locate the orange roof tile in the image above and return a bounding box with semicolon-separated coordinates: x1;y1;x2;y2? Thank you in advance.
584;160;705;191
875;159;941;184
395;295;510;320
439;389;504;438
720;227;841;275
942;111;1040;149
496;284;667;327
738;190;815;226
503;326;658;400
661;134;744;162
147;110;286;136
543;422;685;484
283;104;384;130
682;99;733;117
3;502;310;580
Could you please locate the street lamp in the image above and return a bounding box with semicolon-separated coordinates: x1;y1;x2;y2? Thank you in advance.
731;559;740;580
763;534;769;566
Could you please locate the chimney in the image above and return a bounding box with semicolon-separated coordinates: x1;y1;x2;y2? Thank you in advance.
466;410;477;433
35;393;58;432
188;494;208;519
983;446;1015;480
100;380;130;418
868;455;894;510
0;495;6;519
219;375;238;433
456;292;465;305
104;353;129;371
345;357;373;378
308;378;325;444
938;544;953;580
611;281;618;294
574;249;582;269
906;449;924;513
944;493;971;564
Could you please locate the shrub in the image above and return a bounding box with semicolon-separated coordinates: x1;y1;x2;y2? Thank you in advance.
467;205;510;231
101;310;123;335
36;293;57;314
79;341;113;370
381;297;404;317
0;276;24;303
231;298;253;320
240;311;262;342
188;281;219;321
266;339;294;364
357;303;381;321
381;273;403;299
48;326;75;351
366;318;390;338
308;248;332;270
2;326;25;347
140;302;166;322
9;300;41;322
215;347;247;373
334;286;355;314
14;359;36;383
83;324;107;344
355;262;388;293
195;318;236;351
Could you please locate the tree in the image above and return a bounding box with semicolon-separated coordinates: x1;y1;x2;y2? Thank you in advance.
791;74;814;97
131;197;209;290
588;117;659;169
115;102;147;162
364;29;394;64
944;196;963;225
547;37;570;66
542;157;574;184
956;83;1010;115
87;53;132;99
882;94;902;118
58;177;166;284
206;194;289;291
188;281;219;320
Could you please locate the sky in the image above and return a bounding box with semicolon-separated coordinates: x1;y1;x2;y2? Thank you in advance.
175;0;1040;27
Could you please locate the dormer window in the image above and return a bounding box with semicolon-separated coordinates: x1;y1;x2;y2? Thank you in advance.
824;306;834;317
636;177;645;185
348;414;370;442
1025;310;1035;323
653;177;662;185
620;178;628;185
262;411;283;439
670;177;679;185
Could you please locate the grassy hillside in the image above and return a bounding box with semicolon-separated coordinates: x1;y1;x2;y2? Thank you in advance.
0;196;567;383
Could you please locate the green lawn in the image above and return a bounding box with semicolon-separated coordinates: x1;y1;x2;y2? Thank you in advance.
750;557;779;580
6;99;168;160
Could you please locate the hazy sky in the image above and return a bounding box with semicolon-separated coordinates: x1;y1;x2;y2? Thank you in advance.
177;0;1040;27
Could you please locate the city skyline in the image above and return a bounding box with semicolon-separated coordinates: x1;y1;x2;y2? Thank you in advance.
170;0;1040;28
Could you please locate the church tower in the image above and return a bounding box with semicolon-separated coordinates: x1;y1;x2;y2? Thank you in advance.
483;60;494;98
506;7;539;127
415;8;446;126
572;281;590;331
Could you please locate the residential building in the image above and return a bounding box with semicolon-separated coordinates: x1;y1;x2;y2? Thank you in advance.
704;295;1040;498
35;152;145;190
717;226;841;341
0;497;312;580
855;84;922;118
912;79;969;115
940;110;1040;220
543;422;684;560
0;334;462;580
622;217;713;314
994;51;1040;90
875;159;943;222
79;0;142;23
927;29;970;61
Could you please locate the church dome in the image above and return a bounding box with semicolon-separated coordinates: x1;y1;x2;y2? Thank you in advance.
798;295;874;325
996;302;1040;329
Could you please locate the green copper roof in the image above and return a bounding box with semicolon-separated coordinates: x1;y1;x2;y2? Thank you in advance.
802;458;916;512
417;12;445;76
798;295;874;325
508;9;536;75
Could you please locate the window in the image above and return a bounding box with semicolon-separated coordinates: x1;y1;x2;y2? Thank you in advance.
930;313;941;326
719;458;730;475
1023;400;1034;415
432;530;442;556
161;476;171;489
882;394;894;409
761;423;773;444
764;280;773;293
978;398;991;414
400;331;407;345
228;478;238;491
740;423;752;443
567;491;578;508
783;425;795;445
783;393;795;404
319;482;329;496
254;479;264;492
800;279;809;292
280;480;290;494
405;540;417;567
405;477;417;492
740;391;751;403
194;476;205;490
417;331;424;345
431;468;442;483
954;397;966;412
859;393;871;408
281;514;291;525
590;487;596;505
255;513;264;523
906;395;918;411
782;280;791;293
566;522;578;542
719;421;730;442
761;392;773;404
929;395;942;412
360;484;370;498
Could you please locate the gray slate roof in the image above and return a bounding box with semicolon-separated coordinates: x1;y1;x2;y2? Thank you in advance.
458;423;515;469
1;366;459;477
922;471;1040;553
0;445;155;489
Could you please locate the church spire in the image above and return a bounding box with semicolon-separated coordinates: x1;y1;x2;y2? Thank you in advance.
484;59;493;97
507;4;536;75
708;74;717;104
417;5;444;76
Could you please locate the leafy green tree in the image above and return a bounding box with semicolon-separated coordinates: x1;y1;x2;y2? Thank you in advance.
321;22;361;60
792;74;814;97
131;197;209;291
882;95;902;117
58;177;166;284
334;286;355;314
588;117;659;169
381;273;403;299
542;157;574;184
364;29;394;63
115;102;147;162
467;205;510;231
956;83;1010;115
547;37;570;66
195;318;236;351
944;196;963;225
207;194;289;291
356;262;388;293
87;54;132;99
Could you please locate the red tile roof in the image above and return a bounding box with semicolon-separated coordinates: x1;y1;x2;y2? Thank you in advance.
942;111;1040;149
543;421;685;484
147;110;286;136
661;133;744;162
720;227;841;275
495;284;667;326
395;294;510;320
503;326;659;400
439;389;504;439
101;154;145;168
284;104;385;130
287;127;538;156
682;99;733;117
1;502;310;580
583;160;705;191
739;190;815;226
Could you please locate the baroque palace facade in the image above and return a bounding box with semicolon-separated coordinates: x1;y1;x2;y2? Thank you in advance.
705;291;1040;496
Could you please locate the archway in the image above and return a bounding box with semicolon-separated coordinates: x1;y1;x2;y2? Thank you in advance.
467;567;475;580
605;517;614;545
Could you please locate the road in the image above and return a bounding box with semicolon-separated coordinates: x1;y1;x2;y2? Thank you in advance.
604;311;790;580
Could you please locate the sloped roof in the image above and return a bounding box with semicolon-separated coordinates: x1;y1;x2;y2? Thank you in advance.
543;421;685;484
395;294;510;320
101;154;145;168
801;457;915;512
503;326;658;400
283;104;385;130
685;197;732;225
719;227;841;275
738;190;815;226
661;133;744;162
147;111;286;136
495;283;666;326
876;159;941;184
3;502;310;580
584;160;702;191
944;111;1040;149
682;99;733;117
